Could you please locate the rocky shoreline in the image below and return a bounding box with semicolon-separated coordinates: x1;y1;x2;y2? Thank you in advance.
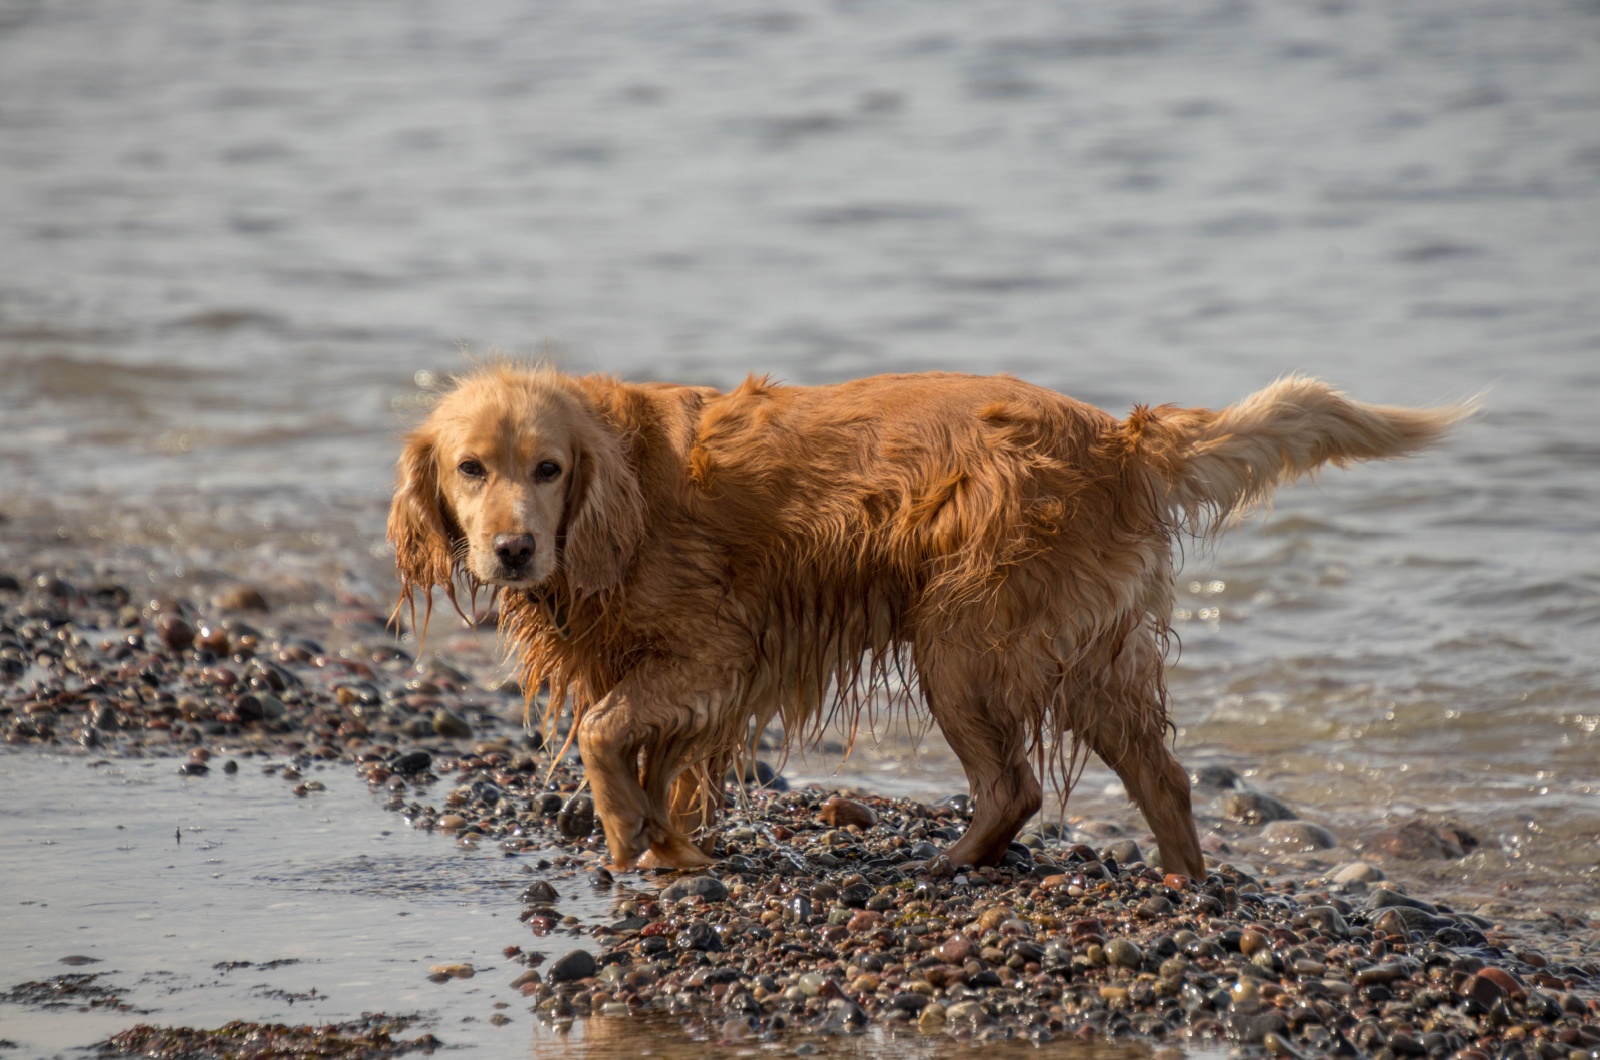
2;567;1598;1060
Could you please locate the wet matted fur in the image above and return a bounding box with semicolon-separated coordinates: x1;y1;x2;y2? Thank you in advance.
389;365;1470;875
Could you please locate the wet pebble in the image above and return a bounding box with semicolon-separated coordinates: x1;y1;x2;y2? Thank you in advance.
556;794;595;839
818;797;875;829
546;950;596;982
432;708;472;738
1222;790;1298;824
660;875;728;903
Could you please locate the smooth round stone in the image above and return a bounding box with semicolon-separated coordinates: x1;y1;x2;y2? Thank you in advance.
158;615;195;651
556;794;595;839
1158;957;1191;980
1331;861;1385;885
1238;929;1269;956
437;814;467;831
1221;791;1298;824
600;1002;631;1017
819;797;876;829
1262;820;1339;850
1106;938;1143;969
1230;977;1262;1012
936;935;976;963
1101;839;1142;865
797;972;826;997
547;949;597;982
392;750;432;775
428;962;474;979
432;708;472;738
660;875;729;904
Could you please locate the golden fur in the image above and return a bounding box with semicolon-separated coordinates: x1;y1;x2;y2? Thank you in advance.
389;365;1470;875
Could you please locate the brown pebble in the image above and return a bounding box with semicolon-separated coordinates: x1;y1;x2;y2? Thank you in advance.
195;624;230;655
936;935;976;963
819;797;876;829
213;585;269;612
158;614;195;651
1476;966;1525;998
847;909;882;932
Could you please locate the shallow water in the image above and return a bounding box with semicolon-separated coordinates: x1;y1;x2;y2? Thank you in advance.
1;0;1598;968
0;753;1196;1060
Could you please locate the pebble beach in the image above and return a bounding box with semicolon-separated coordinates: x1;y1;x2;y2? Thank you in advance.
2;515;1597;1060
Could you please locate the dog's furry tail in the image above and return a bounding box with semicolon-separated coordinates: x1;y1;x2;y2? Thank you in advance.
1124;375;1478;535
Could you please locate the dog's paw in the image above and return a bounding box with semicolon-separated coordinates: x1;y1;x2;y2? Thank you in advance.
637;838;716;871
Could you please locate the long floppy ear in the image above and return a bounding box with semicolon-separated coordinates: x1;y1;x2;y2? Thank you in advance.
387;426;460;605
562;412;646;596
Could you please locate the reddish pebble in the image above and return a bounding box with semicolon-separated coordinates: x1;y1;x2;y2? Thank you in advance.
847;909;882;932
1477;966;1525;998
936;934;976;963
819;797;876;829
196;624;230;654
1163;873;1191;890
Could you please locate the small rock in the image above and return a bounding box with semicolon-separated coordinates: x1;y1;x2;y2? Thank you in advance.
937;935;976;963
547;949;597;982
660;875;729;903
428;963;474;979
521;880;560;904
213;585;270;612
1261;820;1339;850
158;614;195;651
1106;938;1143;969
432;708;472;738
1221;791;1297;825
1330;861;1384;885
725;760;788;791
819;797;876;829
1102;839;1142;865
392;750;432;775
1192;764;1243;789
1367;816;1478;860
556;794;595;839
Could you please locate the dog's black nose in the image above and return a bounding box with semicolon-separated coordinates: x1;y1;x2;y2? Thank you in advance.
493;533;536;568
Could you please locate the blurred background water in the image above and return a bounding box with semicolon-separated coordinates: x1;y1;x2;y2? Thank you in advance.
1;0;1597;900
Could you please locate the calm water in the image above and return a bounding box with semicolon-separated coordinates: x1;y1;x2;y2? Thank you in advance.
2;0;1598;913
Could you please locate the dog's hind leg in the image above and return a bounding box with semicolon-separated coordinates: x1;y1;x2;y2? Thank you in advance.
1081;693;1205;879
919;655;1043;868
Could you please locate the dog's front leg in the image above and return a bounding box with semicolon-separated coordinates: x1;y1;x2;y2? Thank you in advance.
577;660;724;872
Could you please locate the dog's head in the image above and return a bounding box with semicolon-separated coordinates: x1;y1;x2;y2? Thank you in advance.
388;366;644;609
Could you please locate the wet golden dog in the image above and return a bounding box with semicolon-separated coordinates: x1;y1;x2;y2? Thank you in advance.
389;364;1467;876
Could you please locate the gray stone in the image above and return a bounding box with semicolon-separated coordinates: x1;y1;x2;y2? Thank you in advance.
660;875;729;903
1261;820;1339;850
1221;791;1298;825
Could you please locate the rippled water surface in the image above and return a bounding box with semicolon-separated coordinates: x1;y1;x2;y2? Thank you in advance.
2;0;1598;921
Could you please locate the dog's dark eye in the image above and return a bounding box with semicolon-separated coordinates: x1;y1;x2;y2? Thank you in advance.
534;461;562;483
457;459;486;480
